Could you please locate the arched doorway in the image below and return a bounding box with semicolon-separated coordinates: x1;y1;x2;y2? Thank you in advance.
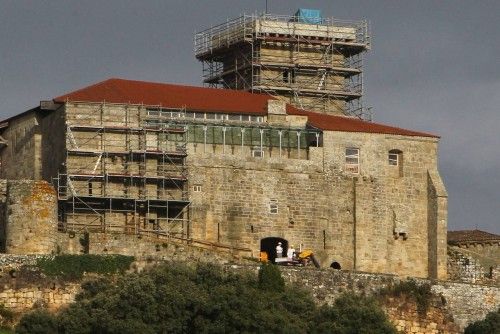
260;237;288;263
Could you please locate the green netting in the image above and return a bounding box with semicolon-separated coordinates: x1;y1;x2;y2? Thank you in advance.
186;124;319;148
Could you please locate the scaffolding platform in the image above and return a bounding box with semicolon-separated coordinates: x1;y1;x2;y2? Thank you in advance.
55;102;190;236
195;12;371;119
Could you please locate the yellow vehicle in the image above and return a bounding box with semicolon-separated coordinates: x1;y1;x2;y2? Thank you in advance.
296;249;321;268
273;249;321;268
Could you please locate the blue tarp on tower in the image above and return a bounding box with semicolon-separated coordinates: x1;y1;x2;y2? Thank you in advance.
294;8;322;24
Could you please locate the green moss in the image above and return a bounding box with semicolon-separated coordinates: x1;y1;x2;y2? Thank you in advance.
36;254;134;280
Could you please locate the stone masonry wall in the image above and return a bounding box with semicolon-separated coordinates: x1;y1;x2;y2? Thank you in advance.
448;246;500;285
0;180;6;252
278;267;499;332
0;112;40;180
188;131;447;279
3;180;58;254
0;251;497;332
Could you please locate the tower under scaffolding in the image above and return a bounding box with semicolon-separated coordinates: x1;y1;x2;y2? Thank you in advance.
54;102;190;238
195;11;371;119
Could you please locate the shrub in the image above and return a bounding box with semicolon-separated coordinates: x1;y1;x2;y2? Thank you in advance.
15;309;56;334
17;262;396;333
311;293;397;334
258;263;285;292
0;304;14;323
36;254;134;280
464;308;500;334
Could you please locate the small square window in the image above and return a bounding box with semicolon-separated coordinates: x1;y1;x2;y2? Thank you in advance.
269;199;278;214
252;148;264;158
388;153;399;166
193;185;202;192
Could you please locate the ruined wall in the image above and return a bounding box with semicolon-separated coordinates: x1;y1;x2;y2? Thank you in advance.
448;246;500;285
2;180;58;254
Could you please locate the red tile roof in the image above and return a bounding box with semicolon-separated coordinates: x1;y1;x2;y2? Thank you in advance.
54;78;271;114
448;230;500;244
53;78;438;138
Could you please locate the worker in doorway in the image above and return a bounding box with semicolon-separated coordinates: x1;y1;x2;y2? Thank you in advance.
276;242;283;258
287;244;296;260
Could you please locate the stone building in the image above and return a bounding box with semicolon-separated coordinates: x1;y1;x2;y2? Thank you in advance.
0;77;447;279
447;229;500;283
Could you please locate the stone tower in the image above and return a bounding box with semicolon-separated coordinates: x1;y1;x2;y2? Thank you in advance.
195;9;370;118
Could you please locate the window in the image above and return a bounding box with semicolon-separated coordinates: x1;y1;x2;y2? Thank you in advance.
283;70;289;83
215;114;228;121
193;185;202;192
269;199;278;214
251;116;264;123
345;148;359;173
388;152;399;166
228;114;241;121
252;148;264;158
388;149;403;176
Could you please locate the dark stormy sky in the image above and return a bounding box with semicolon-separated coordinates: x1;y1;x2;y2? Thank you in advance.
0;1;498;233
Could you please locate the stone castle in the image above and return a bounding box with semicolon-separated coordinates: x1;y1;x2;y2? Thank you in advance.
0;10;448;279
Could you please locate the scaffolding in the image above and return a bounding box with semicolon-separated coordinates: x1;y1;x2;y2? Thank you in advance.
54;102;190;238
195;13;371;119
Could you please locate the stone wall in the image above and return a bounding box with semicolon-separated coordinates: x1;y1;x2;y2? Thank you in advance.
0;284;79;312
278;267;499;332
448;246;500;285
56;230;254;265
0;111;40;180
383;295;459;334
189;130;447;279
1;180;58;254
0;101;448;280
0;180;6;252
0;252;497;332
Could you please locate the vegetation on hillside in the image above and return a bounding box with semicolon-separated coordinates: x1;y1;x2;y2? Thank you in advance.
16;262;396;334
464;308;500;334
35;254;135;280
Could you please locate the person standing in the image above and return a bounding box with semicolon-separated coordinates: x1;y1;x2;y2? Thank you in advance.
287;245;295;260
276;242;283;258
